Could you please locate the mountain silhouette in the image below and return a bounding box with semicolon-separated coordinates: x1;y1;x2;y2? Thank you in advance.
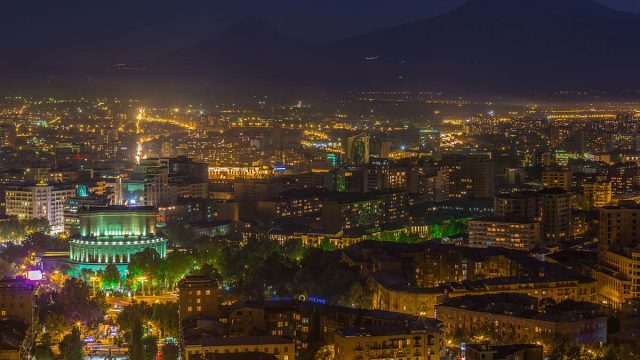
3;0;640;94
160;0;640;92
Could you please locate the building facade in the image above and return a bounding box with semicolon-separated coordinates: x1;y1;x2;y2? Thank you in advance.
5;183;76;233
334;322;443;360
68;206;167;273
468;217;541;251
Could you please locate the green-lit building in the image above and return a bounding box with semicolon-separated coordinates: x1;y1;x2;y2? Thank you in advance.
69;206;167;274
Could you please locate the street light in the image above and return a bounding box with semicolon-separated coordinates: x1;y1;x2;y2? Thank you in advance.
90;276;100;297
138;276;147;297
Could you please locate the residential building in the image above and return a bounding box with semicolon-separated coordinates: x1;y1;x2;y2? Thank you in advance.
465;344;543;360
179;274;219;321
5;183;76;233
334;321;443;360
436;294;607;345
0;278;35;324
184;336;295;360
468;217;541;251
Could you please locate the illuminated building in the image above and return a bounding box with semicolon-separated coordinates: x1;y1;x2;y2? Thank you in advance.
442;153;495;198
179;274;219;320
120;157;207;206
0;278;35;325
183;337;294;360
345;132;370;166
345;241;598;317
494;189;571;244
334;321;443;360
0;123;16;148
540;189;572;244
68;206;167;273
234;177;290;215
542;168;572;190
582;181;612;209
64;194;110;235
465;344;543;360
436;294;607;345
588;202;640;306
468;217;541;251
208;166;273;180
121;161;175;206
321;191;408;232
224;299;433;358
494;191;540;220
364;158;390;192
5;183;76;234
257;189;325;219
542;150;582;167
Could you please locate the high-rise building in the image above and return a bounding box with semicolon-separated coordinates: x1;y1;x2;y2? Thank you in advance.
583;181;612;209
442;153;495;198
345;132;370;166
494;189;571;244
5;183;76;233
540;189;572;243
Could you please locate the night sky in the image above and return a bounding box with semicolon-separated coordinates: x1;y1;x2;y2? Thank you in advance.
3;0;640;44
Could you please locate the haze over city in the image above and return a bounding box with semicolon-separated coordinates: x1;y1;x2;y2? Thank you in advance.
0;1;639;360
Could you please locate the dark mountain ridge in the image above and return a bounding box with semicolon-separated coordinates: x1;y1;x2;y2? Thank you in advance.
4;0;640;94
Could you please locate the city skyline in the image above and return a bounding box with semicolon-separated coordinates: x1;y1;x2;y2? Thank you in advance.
1;1;640;360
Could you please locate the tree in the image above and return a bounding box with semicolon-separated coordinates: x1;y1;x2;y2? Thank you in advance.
283;239;307;261
162;343;180;360
314;345;335;360
197;263;223;285
43;313;67;341
151;302;179;338
338;283;372;309
128;317;145;360
159;251;195;290
59;278;106;327
59;327;84;360
142;335;158;360
33;333;55;360
128;248;162;293
117;303;152;336
102;263;121;290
